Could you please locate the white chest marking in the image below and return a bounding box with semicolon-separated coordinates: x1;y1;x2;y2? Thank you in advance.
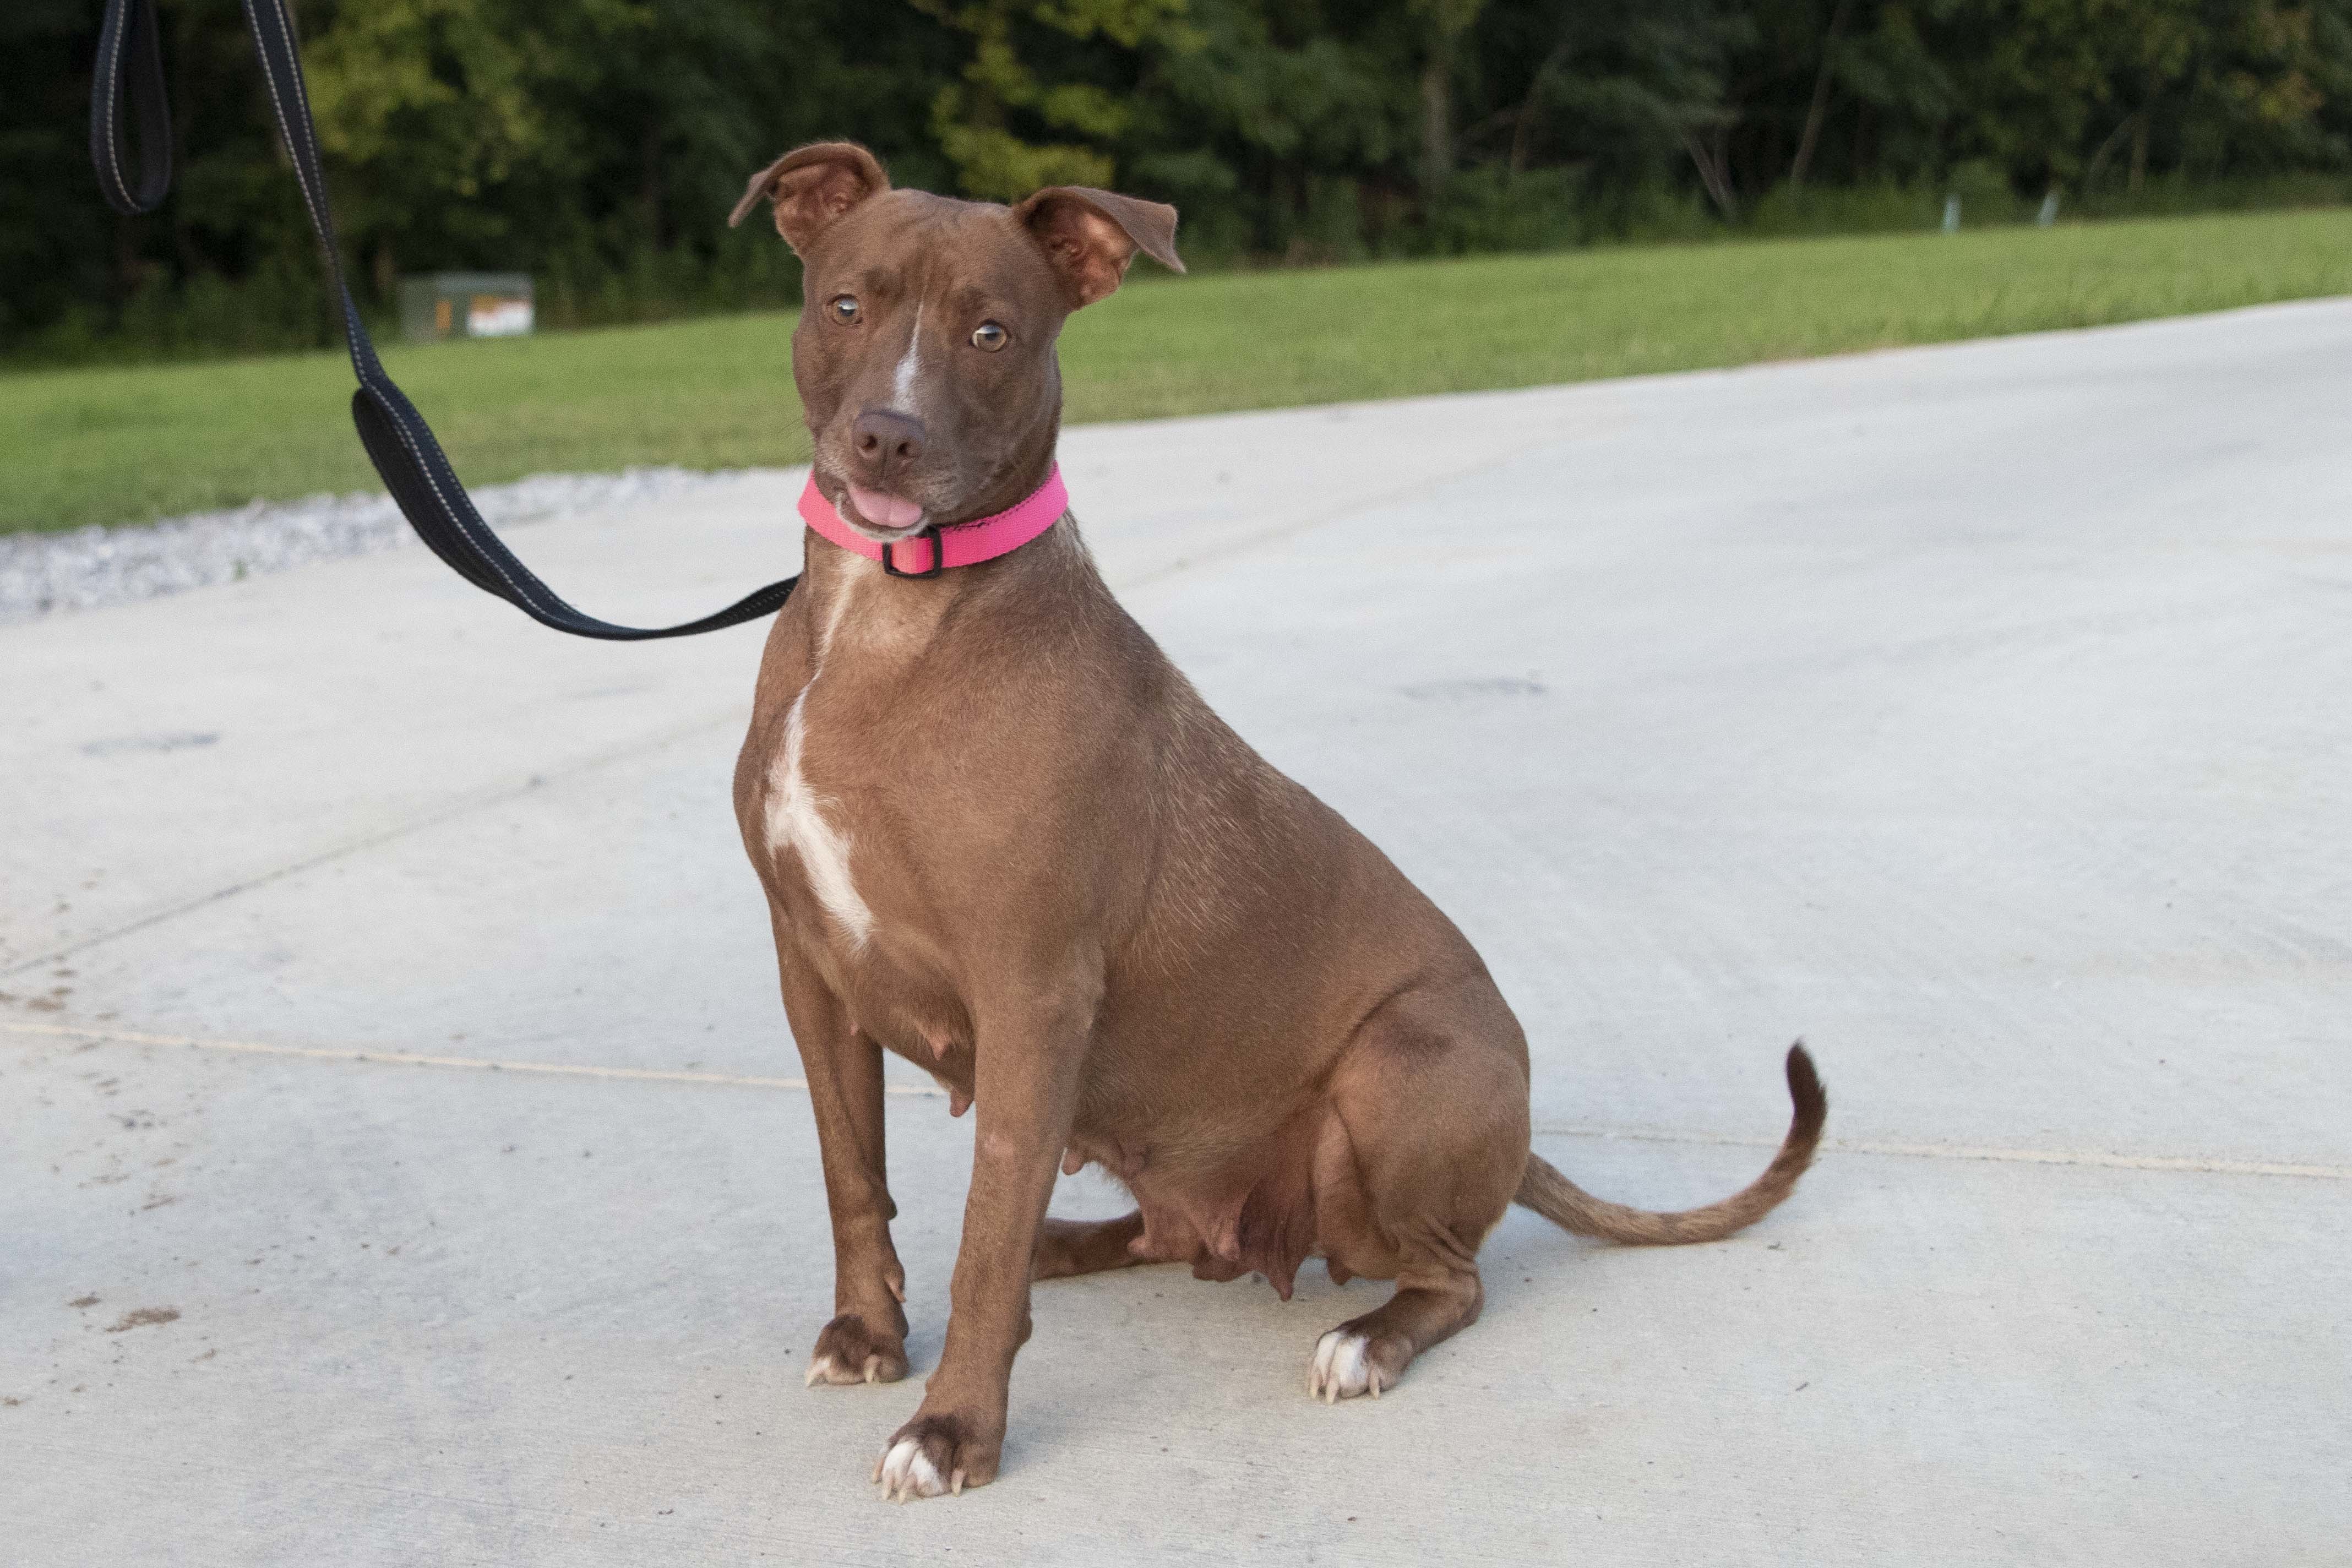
765;588;875;949
891;302;924;415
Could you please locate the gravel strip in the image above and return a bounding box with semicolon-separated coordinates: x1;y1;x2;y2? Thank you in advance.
0;467;778;625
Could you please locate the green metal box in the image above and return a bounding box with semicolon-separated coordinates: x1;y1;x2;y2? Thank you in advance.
396;273;535;342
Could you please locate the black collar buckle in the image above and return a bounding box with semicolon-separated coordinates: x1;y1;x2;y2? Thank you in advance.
881;526;948;579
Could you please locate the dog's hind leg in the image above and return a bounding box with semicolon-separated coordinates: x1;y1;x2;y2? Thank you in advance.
1032;1213;1148;1280
1306;981;1529;1402
1308;1262;1484;1402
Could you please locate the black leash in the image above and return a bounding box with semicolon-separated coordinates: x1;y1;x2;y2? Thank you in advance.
89;0;797;640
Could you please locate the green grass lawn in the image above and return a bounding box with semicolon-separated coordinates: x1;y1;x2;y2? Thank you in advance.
7;206;2350;535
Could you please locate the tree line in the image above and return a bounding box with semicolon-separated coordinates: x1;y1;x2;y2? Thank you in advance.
7;0;2348;361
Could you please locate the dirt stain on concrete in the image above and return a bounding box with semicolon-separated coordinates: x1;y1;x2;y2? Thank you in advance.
104;1306;180;1333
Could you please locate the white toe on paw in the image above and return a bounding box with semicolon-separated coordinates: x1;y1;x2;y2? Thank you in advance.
875;1436;950;1501
805;1350;881;1387
1308;1327;1387;1403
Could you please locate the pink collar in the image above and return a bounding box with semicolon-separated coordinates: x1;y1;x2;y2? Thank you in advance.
797;465;1068;578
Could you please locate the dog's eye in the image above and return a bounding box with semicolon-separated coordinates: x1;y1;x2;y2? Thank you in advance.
971;321;1008;352
829;295;859;325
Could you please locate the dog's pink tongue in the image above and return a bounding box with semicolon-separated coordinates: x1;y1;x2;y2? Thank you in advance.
846;484;925;531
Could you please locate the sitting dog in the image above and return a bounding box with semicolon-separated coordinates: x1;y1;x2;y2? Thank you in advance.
727;143;1826;1501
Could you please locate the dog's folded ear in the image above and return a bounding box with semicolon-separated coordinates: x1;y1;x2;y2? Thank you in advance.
1012;187;1185;308
731;143;891;252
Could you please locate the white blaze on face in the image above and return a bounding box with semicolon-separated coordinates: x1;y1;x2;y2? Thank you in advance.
890;301;925;417
765;584;875;950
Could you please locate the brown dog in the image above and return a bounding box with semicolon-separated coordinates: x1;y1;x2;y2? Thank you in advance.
727;143;1826;1501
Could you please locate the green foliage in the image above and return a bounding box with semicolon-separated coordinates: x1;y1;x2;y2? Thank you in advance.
3;0;2349;361
917;0;1186;198
6;206;2349;535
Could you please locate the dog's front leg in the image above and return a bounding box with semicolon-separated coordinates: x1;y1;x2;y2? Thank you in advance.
772;920;910;1387
873;983;1092;1500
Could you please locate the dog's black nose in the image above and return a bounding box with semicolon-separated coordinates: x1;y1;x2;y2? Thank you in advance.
851;409;925;484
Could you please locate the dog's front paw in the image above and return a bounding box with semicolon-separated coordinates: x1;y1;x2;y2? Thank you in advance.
873;1411;1000;1501
1307;1326;1409;1403
805;1313;908;1387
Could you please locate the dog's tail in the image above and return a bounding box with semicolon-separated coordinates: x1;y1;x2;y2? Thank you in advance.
1515;1043;1826;1246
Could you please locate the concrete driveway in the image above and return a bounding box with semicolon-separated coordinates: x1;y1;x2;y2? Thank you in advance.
4;300;2347;1566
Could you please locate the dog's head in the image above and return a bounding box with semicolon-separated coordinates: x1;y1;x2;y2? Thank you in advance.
732;142;1183;542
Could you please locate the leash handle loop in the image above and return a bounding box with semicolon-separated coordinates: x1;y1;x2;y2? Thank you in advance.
88;0;798;641
90;0;172;216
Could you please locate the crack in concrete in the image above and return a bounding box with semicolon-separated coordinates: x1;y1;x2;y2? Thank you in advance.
0;704;750;981
8;1017;2344;1182
1528;1119;2352;1182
